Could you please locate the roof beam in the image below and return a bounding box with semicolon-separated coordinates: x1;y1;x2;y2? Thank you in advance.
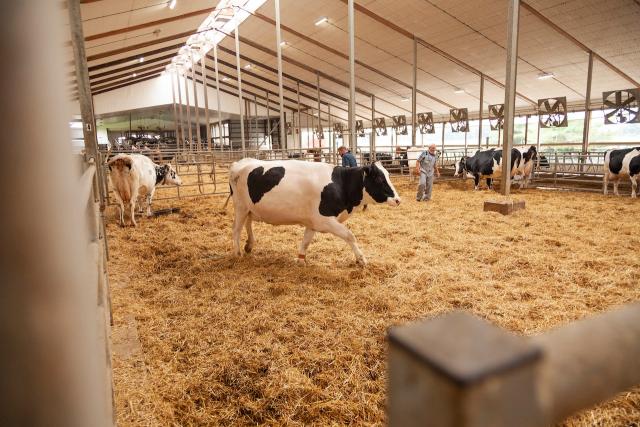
84;7;214;42
88;43;181;72
342;0;537;106
189;72;345;123
216;45;348;104
89;56;171;80
91;63;168;87
252;11;455;110
86;30;193;62
215;29;412;115
520;1;639;88
209;55;379;120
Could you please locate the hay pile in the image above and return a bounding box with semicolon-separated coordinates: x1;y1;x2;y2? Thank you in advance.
107;177;640;426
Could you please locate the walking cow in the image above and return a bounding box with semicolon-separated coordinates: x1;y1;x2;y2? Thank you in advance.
454;146;537;190
603;147;640;198
226;158;401;265
108;153;182;226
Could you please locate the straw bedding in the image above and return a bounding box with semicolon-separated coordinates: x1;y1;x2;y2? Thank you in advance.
107;176;640;426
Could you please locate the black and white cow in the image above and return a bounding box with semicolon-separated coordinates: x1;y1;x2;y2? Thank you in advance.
454;146;537;190
603;147;640;198
226;159;401;265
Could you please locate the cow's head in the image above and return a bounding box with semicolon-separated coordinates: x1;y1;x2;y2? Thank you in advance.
158;164;182;186
524;145;537;162
454;156;468;177
363;161;401;206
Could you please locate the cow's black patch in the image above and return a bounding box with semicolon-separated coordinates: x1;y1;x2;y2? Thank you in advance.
247;166;285;204
607;147;640;175
523;146;537;162
319;167;364;217
319;164;394;217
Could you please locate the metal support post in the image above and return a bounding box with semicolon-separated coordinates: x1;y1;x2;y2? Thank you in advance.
183;71;193;151
348;0;356;153
190;51;201;151
297;81;302;148
501;0;521;197
582;51;594;154
478;74;484;148
201;50;211;151
328;104;333;162
234;28;246;155
170;73;179;145
266;91;271;148
317;73;322;148
371;95;376;161
213;45;223;151
411;37;417;147
175;72;185;152
275;0;286;150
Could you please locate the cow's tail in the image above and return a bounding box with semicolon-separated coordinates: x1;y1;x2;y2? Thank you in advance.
222;161;242;212
221;184;233;211
107;155;134;202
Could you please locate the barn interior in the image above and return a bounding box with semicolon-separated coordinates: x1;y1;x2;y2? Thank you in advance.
5;0;640;426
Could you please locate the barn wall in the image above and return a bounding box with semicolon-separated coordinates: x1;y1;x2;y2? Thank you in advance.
90;75;270;118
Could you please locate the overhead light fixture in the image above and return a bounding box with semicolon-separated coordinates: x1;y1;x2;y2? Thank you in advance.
244;64;251;69
280;41;287;47
168;0;177;10
401;97;410;102
222;77;230;81
139;57;144;63
132;73;137;78
537;72;555;80
314;17;328;26
454;88;465;94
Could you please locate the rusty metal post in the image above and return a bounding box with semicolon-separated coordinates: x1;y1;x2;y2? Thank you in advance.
389;304;640;427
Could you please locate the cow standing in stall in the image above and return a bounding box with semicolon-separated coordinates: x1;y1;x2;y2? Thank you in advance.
603;147;640;198
108;153;182;226
226;159;401;265
454;146;537;190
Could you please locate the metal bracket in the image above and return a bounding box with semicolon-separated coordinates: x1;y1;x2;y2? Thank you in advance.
603;89;639;125
333;122;344;139
314;126;324;140
450;108;469;132
417;112;435;134
392;115;408;135
489;104;505;130
538;97;567;128
374;117;387;136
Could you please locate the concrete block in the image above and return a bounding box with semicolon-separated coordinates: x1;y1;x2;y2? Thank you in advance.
483;199;525;215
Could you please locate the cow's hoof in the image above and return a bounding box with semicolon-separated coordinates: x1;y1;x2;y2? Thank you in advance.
244;243;253;253
356;257;368;266
296;254;307;265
